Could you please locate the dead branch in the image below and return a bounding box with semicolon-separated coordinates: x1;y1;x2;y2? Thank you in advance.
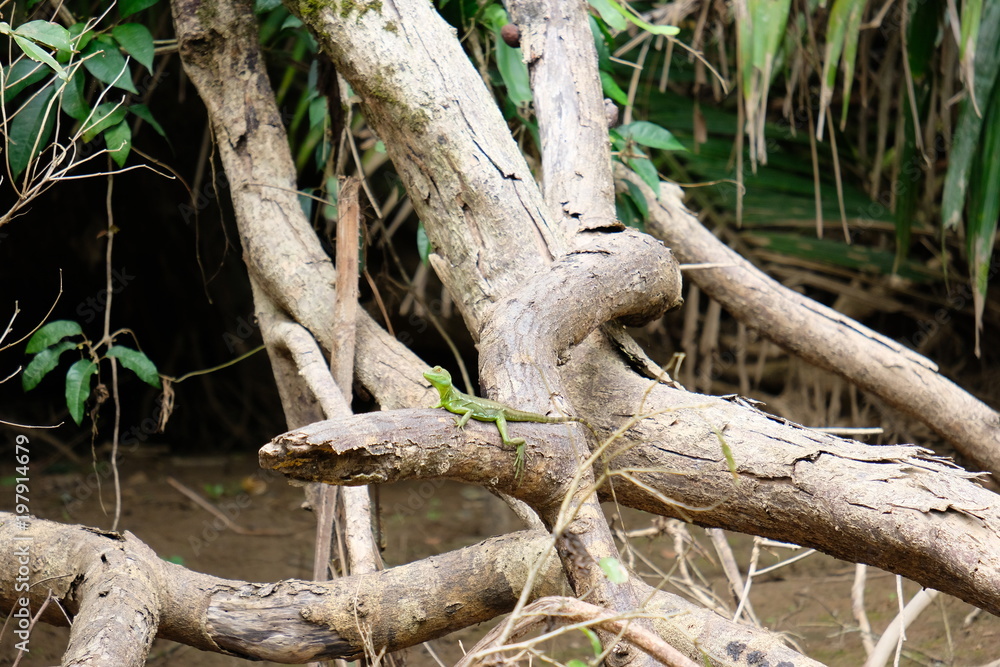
624;167;1000;476
261;398;1000;617
506;0;619;233
0;514;821;666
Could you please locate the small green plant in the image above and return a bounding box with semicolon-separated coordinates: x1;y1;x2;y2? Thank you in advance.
21;319;161;425
1;2;167;204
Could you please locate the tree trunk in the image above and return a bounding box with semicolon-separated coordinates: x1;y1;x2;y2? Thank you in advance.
7;0;999;663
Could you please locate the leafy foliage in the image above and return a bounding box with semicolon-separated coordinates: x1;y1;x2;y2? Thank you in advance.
22;320;161;425
1;9;165;186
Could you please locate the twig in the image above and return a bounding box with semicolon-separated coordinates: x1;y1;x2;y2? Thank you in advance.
165;476;296;536
461;597;700;667
852;564;876;656
862;586;938;667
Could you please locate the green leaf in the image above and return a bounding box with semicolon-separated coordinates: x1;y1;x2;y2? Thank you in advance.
598;556;628;583
308;95;327;130
82;38;139;94
959;0;983;64
12;35;66;79
568;660;590;667
590;15;611;70
600;70;629;106
495;34;532;106
417;220;431;264
280;14;303;30
906;0;943;80
106;345;161;388
69;23;94;52
623;179;649;219
22;341;77;392
713;425;739;479
616;191;642;230
482;4;508;31
837;0;864;127
26;320;83;353
61;70;90;121
626;156;660;196
597;0;680;36
609;128;625;150
82;102;128;142
65;359;98;425
128;103;167;138
967;80;1000;356
112;23;155;72
3;59;48;105
8;82;57;179
942;1;1000;229
619;121;686;151
15;20;72;51
744;232;941;283
589;0;628;31
579;628;602;657
104;120;132;166
120;0;159;18
255;0;284;12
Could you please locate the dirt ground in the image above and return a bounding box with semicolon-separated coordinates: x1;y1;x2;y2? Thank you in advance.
2;452;999;666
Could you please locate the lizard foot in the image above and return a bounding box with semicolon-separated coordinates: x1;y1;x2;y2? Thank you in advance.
514;443;525;481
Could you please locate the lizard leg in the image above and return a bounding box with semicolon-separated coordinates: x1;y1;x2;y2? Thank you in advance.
494;415;526;447
495;415;526;478
455;408;474;429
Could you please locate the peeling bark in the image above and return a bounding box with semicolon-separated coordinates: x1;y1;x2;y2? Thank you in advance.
625;168;1000;477
262;395;1000;617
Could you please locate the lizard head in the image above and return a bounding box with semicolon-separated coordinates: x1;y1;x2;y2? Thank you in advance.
423;365;452;394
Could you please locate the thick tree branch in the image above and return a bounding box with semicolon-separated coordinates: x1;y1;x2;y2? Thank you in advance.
171;0;432;412
285;0;566;328
0;515;820;667
262;393;1000;616
625;168;1000;476
261;409;576;508
479;230;682;405
507;0;618;233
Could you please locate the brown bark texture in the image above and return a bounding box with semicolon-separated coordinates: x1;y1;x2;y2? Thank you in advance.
0;514;821;666
620;168;1000;477
8;0;1000;663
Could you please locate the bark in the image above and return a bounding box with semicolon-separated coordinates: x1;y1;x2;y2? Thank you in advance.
506;0;620;233
269;0;1000;620
621;168;1000;477
171;0;432;415
33;0;1000;664
0;514;820;667
272;5;682;663
261;397;1000;617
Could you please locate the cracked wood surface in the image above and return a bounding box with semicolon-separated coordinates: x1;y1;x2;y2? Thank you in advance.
262;392;1000;616
0;515;821;666
273;0;1000;623
625;168;1000;477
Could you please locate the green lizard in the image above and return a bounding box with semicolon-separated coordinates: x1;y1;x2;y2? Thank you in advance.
423;365;588;478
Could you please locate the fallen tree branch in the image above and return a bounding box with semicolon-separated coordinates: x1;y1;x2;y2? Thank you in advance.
261;396;1000;616
0;515;818;666
624;167;1000;476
